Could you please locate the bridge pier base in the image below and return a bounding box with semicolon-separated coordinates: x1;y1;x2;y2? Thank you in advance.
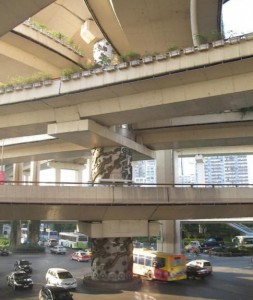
78;220;159;288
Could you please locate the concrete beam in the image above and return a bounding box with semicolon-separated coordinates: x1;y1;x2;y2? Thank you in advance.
77;220;159;238
48;119;155;159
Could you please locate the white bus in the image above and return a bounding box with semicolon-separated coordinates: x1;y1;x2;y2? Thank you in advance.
58;232;89;249
232;235;253;248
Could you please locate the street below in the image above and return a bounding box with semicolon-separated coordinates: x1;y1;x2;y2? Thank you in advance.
0;248;253;300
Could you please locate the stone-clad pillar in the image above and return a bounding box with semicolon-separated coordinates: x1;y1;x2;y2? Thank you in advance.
88;146;134;284
91;237;133;282
91;146;132;182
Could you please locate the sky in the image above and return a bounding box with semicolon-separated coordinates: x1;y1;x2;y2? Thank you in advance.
223;0;253;37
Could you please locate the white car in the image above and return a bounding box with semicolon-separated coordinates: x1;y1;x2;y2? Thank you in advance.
45;268;77;290
50;246;66;255
186;259;213;274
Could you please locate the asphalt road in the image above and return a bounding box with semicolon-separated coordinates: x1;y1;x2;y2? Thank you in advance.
0;249;253;300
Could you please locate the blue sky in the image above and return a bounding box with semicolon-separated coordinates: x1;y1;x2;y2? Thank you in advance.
223;0;253;37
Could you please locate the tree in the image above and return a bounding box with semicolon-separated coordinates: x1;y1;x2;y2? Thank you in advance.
28;220;40;244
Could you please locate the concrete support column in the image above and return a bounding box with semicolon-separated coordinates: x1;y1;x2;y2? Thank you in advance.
190;0;199;46
155;150;182;253
13;163;23;183
12;163;23;245
156;150;174;184
78;220;159;283
55;167;61;183
81;145;149;287
91;146;132;182
30;161;40;183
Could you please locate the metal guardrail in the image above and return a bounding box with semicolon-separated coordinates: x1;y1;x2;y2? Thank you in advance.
0;180;252;188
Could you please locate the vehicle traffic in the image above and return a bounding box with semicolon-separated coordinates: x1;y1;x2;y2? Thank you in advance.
59;232;89;249
14;259;32;273
6;270;33;290
186;265;209;279
186;259;212;275
50;245;67;255
184;241;201;252
133;249;187;281
45;268;77;290
39;285;73;300
46;239;58;247
232;235;253;248
0;248;9;256
200;237;224;249
69;250;92;262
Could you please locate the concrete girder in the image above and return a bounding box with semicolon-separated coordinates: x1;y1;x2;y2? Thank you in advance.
0;0;55;37
1;185;253;220
86;0;222;55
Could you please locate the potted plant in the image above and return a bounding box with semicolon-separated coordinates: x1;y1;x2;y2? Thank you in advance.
168;46;181;57
61;67;83;81
85;62;103;75
120;52;142;67
155;53;167;61
142;53;155;64
183;46;195;54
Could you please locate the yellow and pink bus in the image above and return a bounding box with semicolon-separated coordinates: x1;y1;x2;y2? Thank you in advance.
133;249;187;281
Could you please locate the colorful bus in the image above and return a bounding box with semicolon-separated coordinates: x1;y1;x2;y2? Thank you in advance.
58;232;89;249
133;249;187;281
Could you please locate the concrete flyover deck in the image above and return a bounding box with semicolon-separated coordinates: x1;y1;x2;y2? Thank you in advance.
1;37;253;164
1;184;253;221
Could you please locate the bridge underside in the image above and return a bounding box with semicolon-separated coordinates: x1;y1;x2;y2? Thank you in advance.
1;203;253;221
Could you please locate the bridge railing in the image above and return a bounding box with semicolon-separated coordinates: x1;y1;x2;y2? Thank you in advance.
0;180;252;188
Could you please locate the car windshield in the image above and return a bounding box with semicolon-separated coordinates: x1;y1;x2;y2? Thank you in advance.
53;291;72;300
20;260;30;266
14;273;29;279
58;271;73;279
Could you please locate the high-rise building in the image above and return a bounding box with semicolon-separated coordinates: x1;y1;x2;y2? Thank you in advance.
204;155;249;184
132;160;156;183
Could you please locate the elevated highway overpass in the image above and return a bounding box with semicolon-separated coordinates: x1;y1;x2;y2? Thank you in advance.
0;0;252;225
1;182;253;221
1;37;253;163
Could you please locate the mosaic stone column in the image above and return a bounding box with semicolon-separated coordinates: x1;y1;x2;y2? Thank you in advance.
91;146;132;182
91;237;133;282
90;146;133;282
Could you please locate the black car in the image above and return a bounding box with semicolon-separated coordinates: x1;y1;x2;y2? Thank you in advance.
14;259;32;273
186;265;209;279
39;285;73;300
7;271;33;290
0;248;9;256
200;237;224;249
